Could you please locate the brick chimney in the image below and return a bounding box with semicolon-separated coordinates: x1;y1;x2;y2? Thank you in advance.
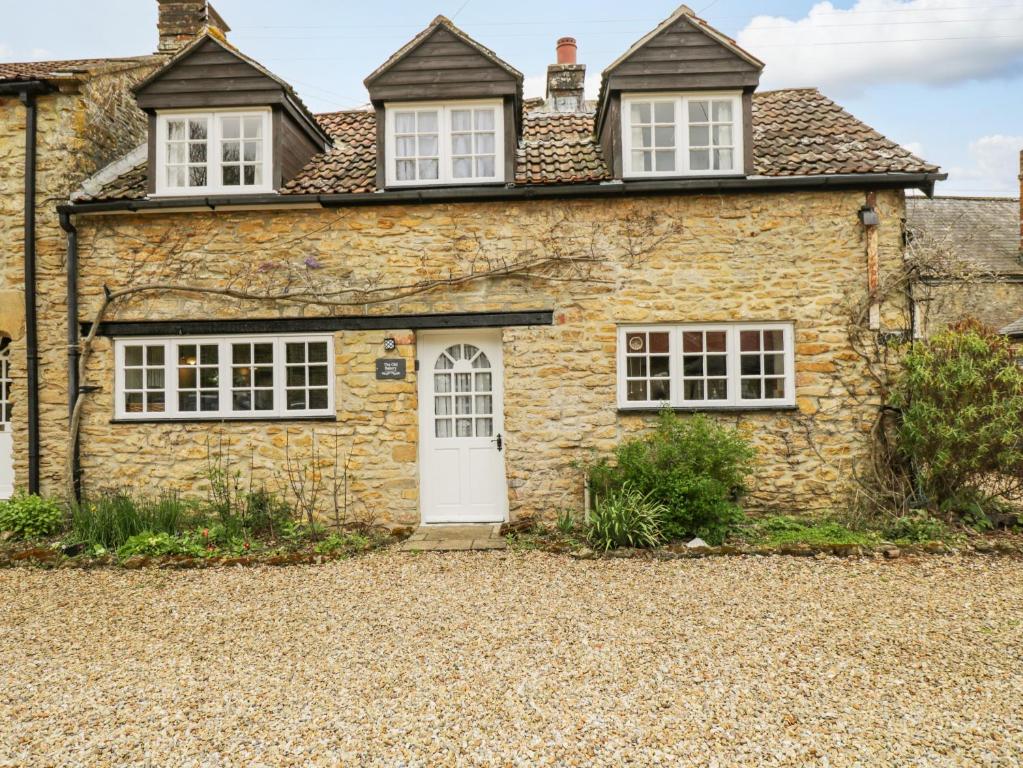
546;37;586;113
157;0;231;54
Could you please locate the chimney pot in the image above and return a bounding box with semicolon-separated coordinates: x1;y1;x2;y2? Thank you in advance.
557;37;577;65
157;0;230;55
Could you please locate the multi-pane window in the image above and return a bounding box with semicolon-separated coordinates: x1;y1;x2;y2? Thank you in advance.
618;324;794;408
157;110;271;195
115;335;334;420
122;344;166;414
285;340;330;412
629;100;677;174
433;344;494;439
622;93;743;178
177;343;220;413
394;109;440;182
387;101;503;186
0;339;12;426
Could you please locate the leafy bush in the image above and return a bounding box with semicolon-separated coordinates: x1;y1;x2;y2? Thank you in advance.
586;484;665;551
314;531;372;556
588;412;754;544
0;493;64;539
117;531;207;559
893;321;1023;514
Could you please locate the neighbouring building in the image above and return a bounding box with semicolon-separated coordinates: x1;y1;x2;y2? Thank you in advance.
3;2;947;525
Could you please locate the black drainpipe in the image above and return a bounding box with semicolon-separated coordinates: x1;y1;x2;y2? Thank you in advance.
59;210;80;501
1;81;51;495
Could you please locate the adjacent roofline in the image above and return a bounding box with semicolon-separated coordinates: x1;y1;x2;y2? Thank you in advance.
0;55;161;85
363;15;523;88
71;143;147;202
60;171;947;216
601;4;765;77
132;32;331;148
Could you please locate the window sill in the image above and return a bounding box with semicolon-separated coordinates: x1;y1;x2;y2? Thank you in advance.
110;415;338;425
621;172;746;181
384;180;509;191
617;405;798;414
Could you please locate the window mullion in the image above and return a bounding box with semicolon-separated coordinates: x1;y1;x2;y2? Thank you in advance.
165;341;177;419
218;339;230;419
274;338;285;418
678;96;688;175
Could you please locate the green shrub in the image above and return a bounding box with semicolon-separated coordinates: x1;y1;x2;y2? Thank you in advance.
586;484;665;551
588;412;754;544
749;515;876;547
0;493;64;539
314;531;372;556
893;321;1023;514
71;492;192;550
117;531;207;559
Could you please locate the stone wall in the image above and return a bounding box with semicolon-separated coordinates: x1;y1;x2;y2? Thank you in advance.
0;60;159;494
917;280;1023;335
39;188;910;524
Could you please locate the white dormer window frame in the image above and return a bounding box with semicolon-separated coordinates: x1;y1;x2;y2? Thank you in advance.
154;107;274;197
621;92;744;179
384;99;505;187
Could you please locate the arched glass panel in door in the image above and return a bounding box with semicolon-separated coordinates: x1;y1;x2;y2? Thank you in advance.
433;343;494;438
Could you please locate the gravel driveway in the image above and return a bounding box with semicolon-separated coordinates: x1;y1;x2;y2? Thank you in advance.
1;552;1021;767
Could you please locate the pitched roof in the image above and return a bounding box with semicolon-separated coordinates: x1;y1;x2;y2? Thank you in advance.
0;56;159;83
602;4;764;77
73;88;939;203
906;196;1022;276
1000;316;1023;337
364;15;523;86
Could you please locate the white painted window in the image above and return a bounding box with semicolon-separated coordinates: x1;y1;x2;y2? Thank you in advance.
385;100;504;187
114;335;334;420
621;93;743;178
155;109;272;196
617;323;794;409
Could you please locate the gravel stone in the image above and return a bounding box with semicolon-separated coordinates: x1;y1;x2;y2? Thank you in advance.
2;553;1022;767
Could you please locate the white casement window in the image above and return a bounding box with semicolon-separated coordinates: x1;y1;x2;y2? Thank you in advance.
114;335;334;420
617;323;795;409
385;100;504;186
155;109;272;196
621;93;743;178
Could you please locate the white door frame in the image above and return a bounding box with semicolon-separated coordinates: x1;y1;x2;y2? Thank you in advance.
417;329;508;524
0;341;13;500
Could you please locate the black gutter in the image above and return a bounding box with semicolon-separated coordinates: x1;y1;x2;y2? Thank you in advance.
58;171;948;217
58;210;80;501
81;310;556;338
8;80;51;495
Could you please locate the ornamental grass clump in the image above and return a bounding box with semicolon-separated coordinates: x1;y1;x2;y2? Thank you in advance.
892;320;1023;516
586;484;665;551
587;412;755;545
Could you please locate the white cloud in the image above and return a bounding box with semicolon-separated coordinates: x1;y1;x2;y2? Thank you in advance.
0;42;52;61
737;0;1023;94
944;134;1023;195
903;141;926;158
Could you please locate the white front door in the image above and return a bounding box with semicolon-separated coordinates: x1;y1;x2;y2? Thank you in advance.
418;331;508;524
0;342;13;500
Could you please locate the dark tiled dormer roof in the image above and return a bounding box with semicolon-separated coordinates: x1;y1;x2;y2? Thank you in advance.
73;88;940;203
906;196;1022;277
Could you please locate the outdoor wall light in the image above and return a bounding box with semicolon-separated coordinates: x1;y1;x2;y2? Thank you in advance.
859;206;880;227
383;338;397;351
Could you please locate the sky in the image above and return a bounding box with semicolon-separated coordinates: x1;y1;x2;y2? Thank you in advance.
3;0;1022;196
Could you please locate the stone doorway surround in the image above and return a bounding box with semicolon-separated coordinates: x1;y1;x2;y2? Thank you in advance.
400;524;507;552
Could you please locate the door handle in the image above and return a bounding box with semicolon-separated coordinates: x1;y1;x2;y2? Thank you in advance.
492;433;503;452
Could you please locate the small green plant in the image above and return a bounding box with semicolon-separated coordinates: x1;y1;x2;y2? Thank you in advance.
587;412;754;545
0;493;64;539
116;531;207;559
586;484;665;551
556;509;576;535
746;515;877;547
314;531;372;555
882;513;951;544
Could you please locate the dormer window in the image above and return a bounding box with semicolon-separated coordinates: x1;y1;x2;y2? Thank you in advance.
155;108;272;196
385;100;504;187
622;93;742;179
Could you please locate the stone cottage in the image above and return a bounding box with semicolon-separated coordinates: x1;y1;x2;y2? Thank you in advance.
3;1;946;525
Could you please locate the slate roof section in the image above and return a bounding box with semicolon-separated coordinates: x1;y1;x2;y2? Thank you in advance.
0;56;159;83
906;196;1022;276
1001;316;1023;337
74;88;941;203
